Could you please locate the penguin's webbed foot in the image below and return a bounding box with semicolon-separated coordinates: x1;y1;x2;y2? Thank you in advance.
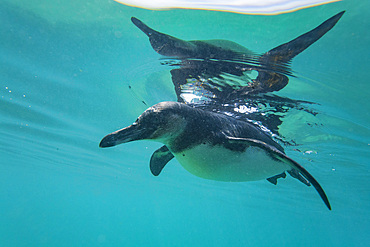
288;169;311;186
267;172;287;185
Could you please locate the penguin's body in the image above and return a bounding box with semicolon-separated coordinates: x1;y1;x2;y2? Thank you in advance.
174;142;289;182
100;102;330;209
149;102;288;182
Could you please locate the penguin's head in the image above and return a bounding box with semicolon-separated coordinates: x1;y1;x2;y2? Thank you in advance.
99;102;187;148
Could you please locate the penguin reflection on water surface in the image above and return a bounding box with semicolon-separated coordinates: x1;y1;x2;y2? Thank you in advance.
100;12;345;210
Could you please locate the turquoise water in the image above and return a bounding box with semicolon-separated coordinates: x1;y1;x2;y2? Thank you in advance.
1;0;369;246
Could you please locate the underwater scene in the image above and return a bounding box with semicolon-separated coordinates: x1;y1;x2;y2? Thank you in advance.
1;0;369;246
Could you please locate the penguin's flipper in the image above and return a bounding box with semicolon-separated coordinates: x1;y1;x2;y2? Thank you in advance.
150;145;174;176
226;136;331;210
254;11;345;93
131;17;196;57
260;11;345;64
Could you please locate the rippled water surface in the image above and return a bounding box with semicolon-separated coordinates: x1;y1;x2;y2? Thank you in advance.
1;0;369;246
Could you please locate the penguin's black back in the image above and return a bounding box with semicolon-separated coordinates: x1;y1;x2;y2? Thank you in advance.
158;102;283;154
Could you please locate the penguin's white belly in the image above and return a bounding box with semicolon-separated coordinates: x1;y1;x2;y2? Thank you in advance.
173;143;290;182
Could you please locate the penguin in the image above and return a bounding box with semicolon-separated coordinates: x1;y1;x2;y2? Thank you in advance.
100;102;331;210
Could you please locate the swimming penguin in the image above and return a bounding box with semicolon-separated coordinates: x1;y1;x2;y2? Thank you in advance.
100;102;331;210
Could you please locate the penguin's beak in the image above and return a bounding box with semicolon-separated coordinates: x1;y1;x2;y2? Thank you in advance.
99;124;146;148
